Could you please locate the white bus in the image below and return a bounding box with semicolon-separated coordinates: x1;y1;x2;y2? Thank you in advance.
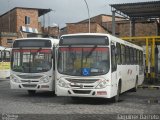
0;46;11;79
10;38;59;95
56;33;144;102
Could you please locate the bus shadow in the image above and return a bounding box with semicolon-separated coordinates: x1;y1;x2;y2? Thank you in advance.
16;91;56;98
68;97;124;105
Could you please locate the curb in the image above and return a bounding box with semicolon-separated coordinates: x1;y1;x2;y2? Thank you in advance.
138;85;160;90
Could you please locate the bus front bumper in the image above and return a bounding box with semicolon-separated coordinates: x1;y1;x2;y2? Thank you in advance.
10;80;53;91
56;86;111;98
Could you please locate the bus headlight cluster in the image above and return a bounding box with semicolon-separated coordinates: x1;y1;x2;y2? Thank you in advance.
96;80;108;89
58;79;70;88
10;75;20;83
40;76;50;83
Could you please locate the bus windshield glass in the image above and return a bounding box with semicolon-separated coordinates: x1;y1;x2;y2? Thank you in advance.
58;47;110;76
11;49;52;73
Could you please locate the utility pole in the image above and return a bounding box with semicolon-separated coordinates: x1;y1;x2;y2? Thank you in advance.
8;0;10;32
83;0;90;33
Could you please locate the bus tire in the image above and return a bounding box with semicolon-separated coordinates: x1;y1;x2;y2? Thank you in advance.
132;79;138;92
28;90;36;95
113;83;121;103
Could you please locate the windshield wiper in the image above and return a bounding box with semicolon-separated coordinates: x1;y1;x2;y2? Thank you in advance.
86;45;97;58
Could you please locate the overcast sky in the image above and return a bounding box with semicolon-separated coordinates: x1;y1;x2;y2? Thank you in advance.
0;0;157;28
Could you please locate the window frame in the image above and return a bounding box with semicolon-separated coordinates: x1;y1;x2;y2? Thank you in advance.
25;16;30;25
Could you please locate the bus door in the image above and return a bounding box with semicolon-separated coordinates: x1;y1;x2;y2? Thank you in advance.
111;42;117;87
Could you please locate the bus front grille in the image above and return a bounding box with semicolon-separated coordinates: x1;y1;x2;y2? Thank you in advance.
70;84;94;88
72;90;91;94
18;75;43;79
22;84;37;88
21;80;39;83
66;78;98;84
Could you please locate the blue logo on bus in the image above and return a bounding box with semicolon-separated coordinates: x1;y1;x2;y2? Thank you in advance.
82;68;90;76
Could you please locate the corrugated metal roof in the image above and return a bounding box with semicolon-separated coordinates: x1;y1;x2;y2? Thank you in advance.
110;1;160;18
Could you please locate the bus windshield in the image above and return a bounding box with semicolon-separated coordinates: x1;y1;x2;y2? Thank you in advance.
11;49;52;73
58;47;110;76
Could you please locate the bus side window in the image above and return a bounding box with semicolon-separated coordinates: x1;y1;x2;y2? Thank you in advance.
134;49;137;64
125;46;130;64
0;50;2;62
52;47;55;70
111;44;117;72
140;51;143;66
116;43;121;64
130;47;134;65
121;45;125;64
137;50;140;65
2;51;6;62
5;51;10;62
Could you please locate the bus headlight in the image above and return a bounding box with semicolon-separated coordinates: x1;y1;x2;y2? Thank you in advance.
40;76;50;83
58;79;70;88
96;80;108;89
10;75;20;83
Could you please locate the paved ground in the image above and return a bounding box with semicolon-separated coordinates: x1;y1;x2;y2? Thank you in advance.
0;79;160;120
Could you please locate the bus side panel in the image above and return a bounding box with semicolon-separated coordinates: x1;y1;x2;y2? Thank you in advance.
117;65;138;93
110;69;118;98
117;65;128;93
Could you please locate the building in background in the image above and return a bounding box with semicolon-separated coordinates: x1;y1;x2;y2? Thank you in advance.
0;7;159;48
60;14;159;38
61;14;124;35
0;7;52;47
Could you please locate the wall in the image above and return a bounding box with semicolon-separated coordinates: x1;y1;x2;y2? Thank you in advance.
16;8;38;32
102;15;124;22
64;15;124;35
0;32;17;48
96;24;107;33
66;23;107;34
0;9;17;32
118;21;157;37
64;15;158;38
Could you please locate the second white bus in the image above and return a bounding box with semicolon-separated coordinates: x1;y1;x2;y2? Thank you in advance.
56;33;144;102
0;46;11;79
10;38;59;95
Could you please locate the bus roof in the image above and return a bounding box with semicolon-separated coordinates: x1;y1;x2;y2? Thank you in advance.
14;37;59;46
60;33;143;50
